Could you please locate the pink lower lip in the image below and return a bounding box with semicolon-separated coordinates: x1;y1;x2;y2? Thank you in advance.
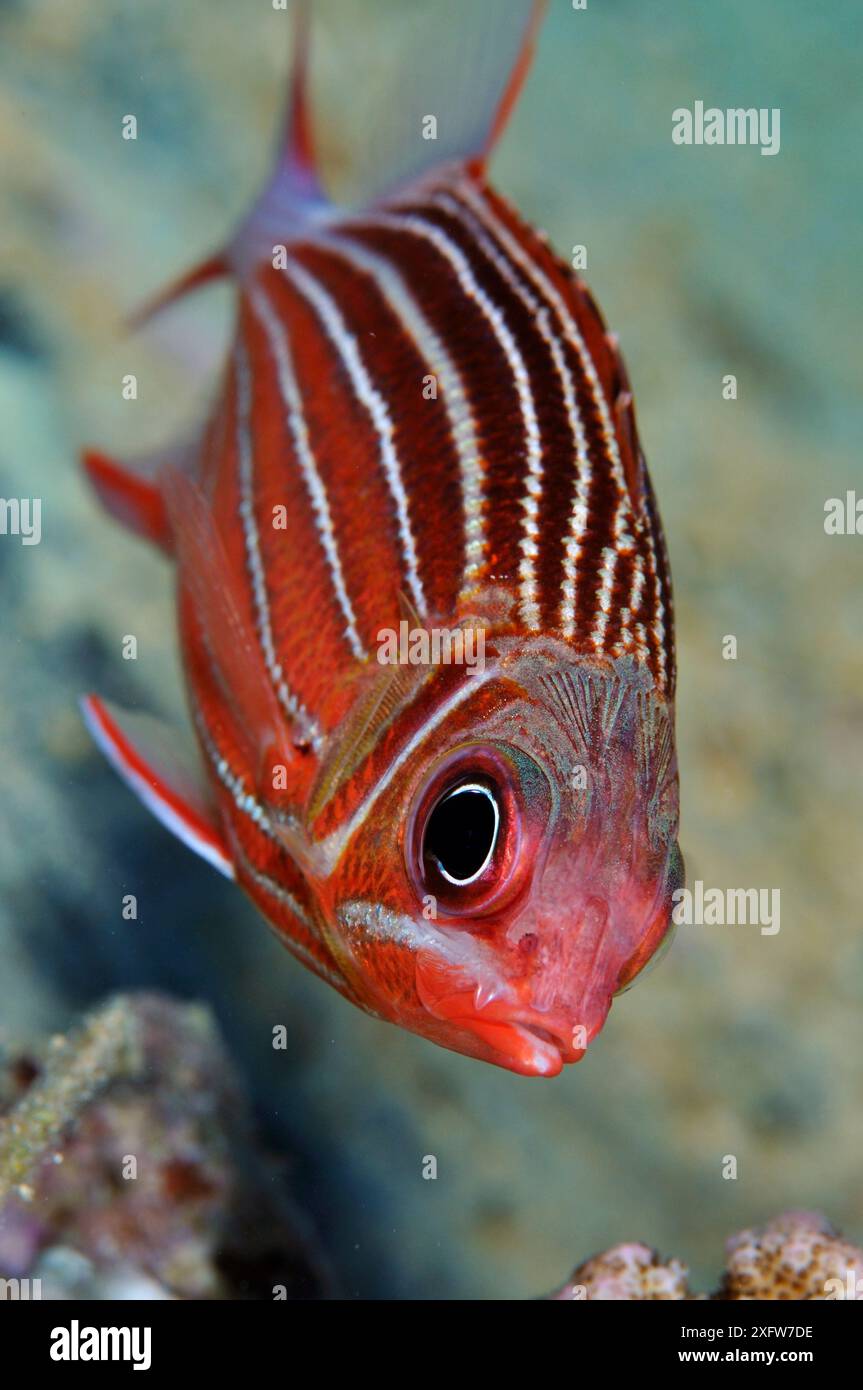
413;951;580;1076
463;1016;564;1076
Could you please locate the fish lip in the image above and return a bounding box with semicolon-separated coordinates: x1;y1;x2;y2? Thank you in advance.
520;1021;571;1054
456;1006;581;1076
515;1015;583;1065
467;1016;564;1077
413;950;583;1075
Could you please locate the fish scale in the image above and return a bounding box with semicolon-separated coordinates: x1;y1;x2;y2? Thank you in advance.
80;0;681;1077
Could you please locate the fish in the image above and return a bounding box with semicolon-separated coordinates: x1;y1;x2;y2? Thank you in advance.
81;0;682;1077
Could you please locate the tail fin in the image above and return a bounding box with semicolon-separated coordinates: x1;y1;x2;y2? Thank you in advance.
315;0;546;207
83;3;321;534
84;2;547;533
129;0;324;328
274;0;321;200
107;0;547;325
229;0;330;274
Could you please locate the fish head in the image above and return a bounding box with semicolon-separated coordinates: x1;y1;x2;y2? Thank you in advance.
330;648;681;1077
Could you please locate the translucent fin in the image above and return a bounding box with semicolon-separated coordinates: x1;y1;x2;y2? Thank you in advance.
275;0;321;199
81;446;179;553
80;695;234;879
130;1;328;313
605;329;649;513
314;0;546;206
231;0;331;272
306;660;426;825
126;254;231;331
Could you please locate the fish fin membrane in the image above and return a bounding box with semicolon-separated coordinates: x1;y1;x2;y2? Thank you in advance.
277;0;320;197
306;656;426;825
313;0;545;206
547;260;650;516
81;447;176;553
231;0;332;269
126;254;231;332
80;695;234;879
131;2;327;314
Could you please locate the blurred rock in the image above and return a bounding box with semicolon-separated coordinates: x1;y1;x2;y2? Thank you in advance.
0;993;330;1299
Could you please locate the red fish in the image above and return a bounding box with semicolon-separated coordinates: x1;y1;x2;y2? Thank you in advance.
81;0;681;1077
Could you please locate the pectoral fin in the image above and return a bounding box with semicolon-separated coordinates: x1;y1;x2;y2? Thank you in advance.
80;695;234;879
82;447;176;553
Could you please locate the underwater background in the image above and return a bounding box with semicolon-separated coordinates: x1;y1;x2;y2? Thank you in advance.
0;0;861;1298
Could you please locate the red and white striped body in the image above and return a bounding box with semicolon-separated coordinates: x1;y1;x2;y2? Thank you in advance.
174;168;680;1075
83;3;681;1076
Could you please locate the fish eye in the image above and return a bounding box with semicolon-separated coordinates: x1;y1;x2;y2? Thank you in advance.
406;742;550;920
422;781;500;887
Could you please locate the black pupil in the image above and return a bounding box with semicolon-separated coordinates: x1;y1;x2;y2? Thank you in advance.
424;785;498;884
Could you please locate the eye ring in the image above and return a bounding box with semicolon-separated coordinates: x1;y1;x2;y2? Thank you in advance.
423;781;501;887
404;742;549;921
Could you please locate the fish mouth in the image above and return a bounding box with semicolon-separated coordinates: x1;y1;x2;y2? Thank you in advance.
414;951;587;1077
455;1014;560;1076
452;1012;584;1077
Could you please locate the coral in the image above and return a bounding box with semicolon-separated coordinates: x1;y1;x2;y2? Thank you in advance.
718;1211;863;1301
0;993;330;1299
549;1212;863;1300
550;1242;692;1300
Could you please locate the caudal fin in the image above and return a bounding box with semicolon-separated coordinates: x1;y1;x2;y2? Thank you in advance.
80;5;321;545
315;0;546;207
127;0;324;329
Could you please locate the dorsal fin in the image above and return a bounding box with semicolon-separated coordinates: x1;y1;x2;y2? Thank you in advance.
80;695;234;878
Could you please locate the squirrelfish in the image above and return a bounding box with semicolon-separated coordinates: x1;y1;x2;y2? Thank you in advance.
82;0;681;1076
